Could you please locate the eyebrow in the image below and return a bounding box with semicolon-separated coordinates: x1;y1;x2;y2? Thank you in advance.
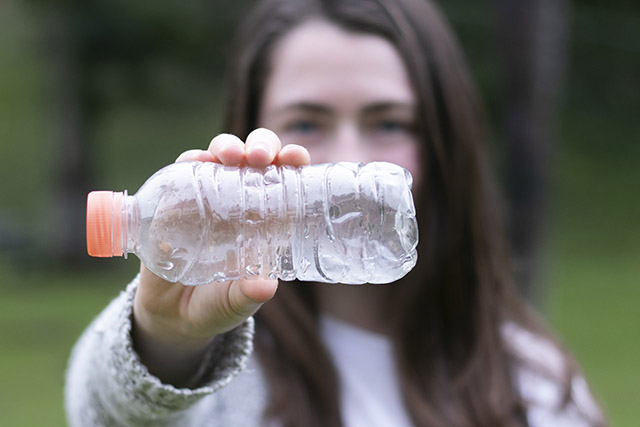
362;102;414;114
271;102;332;116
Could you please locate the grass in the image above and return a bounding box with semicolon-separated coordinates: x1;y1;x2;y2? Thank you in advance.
0;263;136;426
543;109;640;425
547;255;640;425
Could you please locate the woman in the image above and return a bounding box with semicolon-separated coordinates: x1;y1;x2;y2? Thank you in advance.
65;0;605;426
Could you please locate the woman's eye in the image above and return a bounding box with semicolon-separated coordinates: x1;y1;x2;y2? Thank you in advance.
376;120;409;133
367;117;417;147
281;119;326;148
287;120;319;134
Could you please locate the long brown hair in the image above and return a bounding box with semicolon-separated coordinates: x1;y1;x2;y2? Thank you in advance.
222;0;580;426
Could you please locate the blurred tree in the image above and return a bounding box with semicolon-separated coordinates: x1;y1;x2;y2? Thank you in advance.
23;0;574;291
493;0;569;304
25;0;251;264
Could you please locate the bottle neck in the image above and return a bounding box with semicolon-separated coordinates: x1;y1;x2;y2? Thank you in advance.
120;191;139;258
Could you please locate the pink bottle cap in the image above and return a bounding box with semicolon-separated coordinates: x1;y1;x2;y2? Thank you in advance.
86;191;124;257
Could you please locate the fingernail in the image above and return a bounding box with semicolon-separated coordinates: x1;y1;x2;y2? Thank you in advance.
250;142;274;158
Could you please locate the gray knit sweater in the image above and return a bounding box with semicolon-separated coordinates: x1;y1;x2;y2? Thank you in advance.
65;275;603;426
65;275;269;426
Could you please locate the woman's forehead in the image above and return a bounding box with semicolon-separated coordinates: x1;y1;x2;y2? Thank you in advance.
264;20;414;108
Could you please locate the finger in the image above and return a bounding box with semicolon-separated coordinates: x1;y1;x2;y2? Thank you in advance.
275;144;311;167
175;149;215;163
245;128;281;167
209;133;245;166
227;278;278;320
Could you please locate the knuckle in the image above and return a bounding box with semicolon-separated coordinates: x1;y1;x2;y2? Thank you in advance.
210;133;243;151
220;295;249;324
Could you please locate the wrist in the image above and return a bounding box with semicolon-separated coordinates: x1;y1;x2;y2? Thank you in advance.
132;297;213;350
131;309;213;387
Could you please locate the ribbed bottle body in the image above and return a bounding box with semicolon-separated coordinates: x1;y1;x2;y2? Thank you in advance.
128;161;417;285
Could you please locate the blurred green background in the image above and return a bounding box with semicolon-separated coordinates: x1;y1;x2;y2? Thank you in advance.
0;0;638;425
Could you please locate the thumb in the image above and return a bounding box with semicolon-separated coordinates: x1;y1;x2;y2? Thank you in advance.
227;278;278;319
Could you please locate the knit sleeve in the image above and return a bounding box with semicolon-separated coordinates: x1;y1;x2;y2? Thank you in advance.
503;323;606;427
64;275;254;427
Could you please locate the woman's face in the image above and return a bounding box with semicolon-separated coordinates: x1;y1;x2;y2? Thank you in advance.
259;20;422;187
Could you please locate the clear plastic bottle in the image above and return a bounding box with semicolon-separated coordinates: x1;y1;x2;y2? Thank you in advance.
86;161;418;285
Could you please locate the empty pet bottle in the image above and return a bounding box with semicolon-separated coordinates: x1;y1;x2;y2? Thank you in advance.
86;161;418;285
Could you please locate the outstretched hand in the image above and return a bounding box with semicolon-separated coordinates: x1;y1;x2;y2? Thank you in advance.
132;129;310;386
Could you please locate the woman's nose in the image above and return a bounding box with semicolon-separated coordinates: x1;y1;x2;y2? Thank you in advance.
326;123;368;163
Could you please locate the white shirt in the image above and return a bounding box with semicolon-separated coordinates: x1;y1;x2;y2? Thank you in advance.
320;315;414;427
319;315;602;427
